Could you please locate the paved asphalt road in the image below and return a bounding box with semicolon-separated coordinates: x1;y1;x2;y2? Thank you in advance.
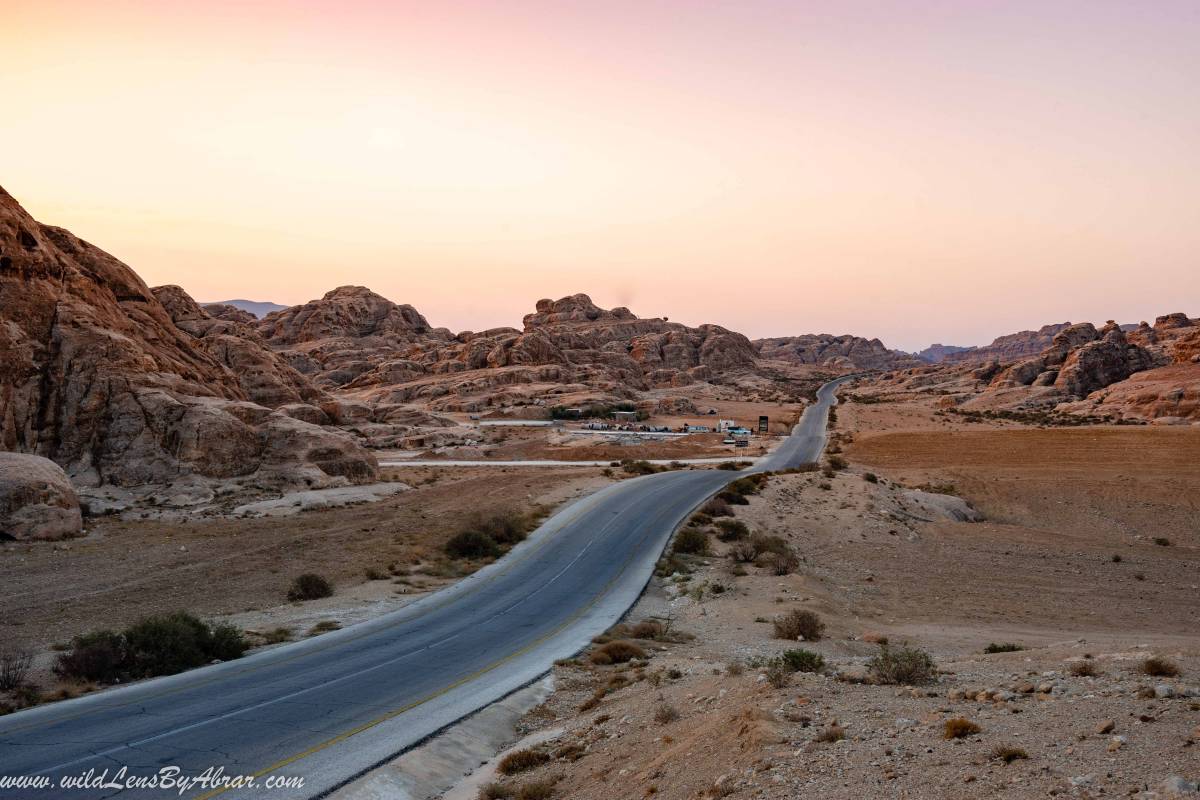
0;379;846;800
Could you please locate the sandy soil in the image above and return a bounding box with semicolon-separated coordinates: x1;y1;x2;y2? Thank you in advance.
0;466;608;683
464;399;1200;800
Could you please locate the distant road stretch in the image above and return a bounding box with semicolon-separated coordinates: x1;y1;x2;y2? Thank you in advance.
0;379;848;800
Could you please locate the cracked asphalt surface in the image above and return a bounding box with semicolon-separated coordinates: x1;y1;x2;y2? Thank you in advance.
0;381;843;800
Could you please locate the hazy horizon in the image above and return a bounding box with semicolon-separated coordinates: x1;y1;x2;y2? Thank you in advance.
7;0;1198;351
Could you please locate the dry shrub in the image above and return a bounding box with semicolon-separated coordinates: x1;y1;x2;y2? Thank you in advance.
702;498;733;517
766;551;800;576
1140;656;1181;677
654;703;680;724
715;519;749;541
764;660;791;688
480;782;515;800
518;781;555;800
630;620;664;640
867;645;936;685
725;660;744;676
729;541;758;563
497;748;550;776
943;717;981;739
990;745;1029;764
1070;659;1099;677
773;610;825;641
0;650;33;691
815;725;846;743
287;573;333;601
590;640;646;665
553;743;585;762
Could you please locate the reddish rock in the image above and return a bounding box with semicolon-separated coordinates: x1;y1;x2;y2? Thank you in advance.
0;186;377;488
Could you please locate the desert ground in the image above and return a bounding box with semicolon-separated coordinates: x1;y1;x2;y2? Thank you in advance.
450;389;1200;800
0;466;609;689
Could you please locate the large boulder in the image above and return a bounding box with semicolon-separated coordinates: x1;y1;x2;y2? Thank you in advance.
0;452;82;540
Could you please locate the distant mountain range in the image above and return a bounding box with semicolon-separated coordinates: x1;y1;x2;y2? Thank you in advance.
200;299;288;318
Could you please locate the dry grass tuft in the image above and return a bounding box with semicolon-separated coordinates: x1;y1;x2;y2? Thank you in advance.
1139;656;1181;677
815;724;846;743
590;640;646;665
943;717;982;739
990;745;1029;764
497;748;550;776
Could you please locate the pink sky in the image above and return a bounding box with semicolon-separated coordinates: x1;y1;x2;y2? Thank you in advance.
5;0;1198;350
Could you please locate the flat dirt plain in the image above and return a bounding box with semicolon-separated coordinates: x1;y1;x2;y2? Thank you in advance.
468;393;1200;800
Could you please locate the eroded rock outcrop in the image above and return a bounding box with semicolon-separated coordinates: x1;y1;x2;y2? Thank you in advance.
262;291;760;407
0;186;378;488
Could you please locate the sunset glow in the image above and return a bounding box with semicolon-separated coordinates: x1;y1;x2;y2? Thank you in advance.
6;0;1198;349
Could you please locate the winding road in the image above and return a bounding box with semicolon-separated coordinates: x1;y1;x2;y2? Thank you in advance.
0;379;845;800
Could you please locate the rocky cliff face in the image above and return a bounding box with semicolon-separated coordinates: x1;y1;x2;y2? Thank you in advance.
0;186;377;489
755;334;922;371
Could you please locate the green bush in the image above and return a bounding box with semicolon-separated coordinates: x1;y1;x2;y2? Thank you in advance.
287;573;334;601
471;510;534;545
672;527;710;555
53;630;125;683
867;645;937;685
444;530;501;559
781;648;825;673
728;474;768;495
54;613;248;684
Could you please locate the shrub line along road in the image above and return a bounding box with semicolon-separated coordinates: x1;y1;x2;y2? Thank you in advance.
0;379;846;800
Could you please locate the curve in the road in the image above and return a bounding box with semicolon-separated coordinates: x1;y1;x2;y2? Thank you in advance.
0;379;847;800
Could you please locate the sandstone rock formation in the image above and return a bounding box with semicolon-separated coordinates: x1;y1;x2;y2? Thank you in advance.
755;334;922;371
0;186;378;488
941;323;1071;364
0;452;83;540
877;313;1199;421
259;290;761;411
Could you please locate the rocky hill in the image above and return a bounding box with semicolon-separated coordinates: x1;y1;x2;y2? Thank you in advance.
755;334;922;371
876;314;1200;421
0;186;377;493
201;299;287;319
913;343;973;363
258;290;763;411
940;322;1071;363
